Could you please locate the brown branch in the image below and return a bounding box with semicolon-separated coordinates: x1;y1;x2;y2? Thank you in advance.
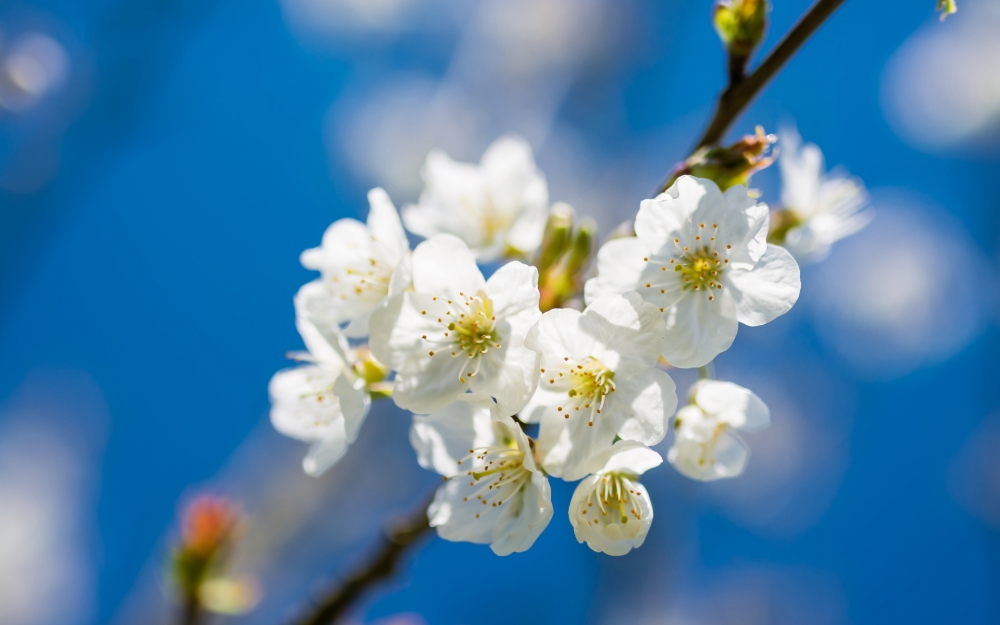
290;493;435;625
695;0;847;150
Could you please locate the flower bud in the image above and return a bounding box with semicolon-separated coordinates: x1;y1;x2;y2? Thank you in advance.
937;0;956;21
667;126;776;192
564;218;597;277
173;495;240;596
714;0;768;80
535;202;575;272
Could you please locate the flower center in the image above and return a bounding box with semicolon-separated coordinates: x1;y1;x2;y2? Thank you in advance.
329;257;392;303
454;444;530;519
674;247;724;294
541;356;615;426
578;473;643;525
447;292;500;358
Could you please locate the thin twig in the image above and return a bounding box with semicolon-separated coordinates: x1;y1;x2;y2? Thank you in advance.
179;591;204;625
693;0;847;158
290;493;435;625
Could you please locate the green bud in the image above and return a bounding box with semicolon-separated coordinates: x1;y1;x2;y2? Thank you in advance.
535;202;575;272
353;348;389;386
936;0;956;20
714;0;768;80
667;126;776;192
565;218;597;277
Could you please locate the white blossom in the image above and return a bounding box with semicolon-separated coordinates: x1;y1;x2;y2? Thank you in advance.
569;440;661;556
522;292;677;480
402;135;549;262
269;305;371;477
298;188;411;338
778;127;872;263
585;176;801;369
667;379;770;481
411;394;553;556
369;234;542;416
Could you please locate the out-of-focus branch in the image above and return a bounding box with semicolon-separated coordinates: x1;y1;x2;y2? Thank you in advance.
660;0;848;195
290;493;435;625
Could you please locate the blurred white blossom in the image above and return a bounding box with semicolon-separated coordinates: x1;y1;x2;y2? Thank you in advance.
299;188;411;338
269;304;373;476
882;0;1000;152
810;194;994;378
775;127;871;263
668;379;770;481
403;135;549;261
0;33;69;112
586;176;801;368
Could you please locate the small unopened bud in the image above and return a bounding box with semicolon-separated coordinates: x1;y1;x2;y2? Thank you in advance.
714;0;768;81
937;0;956;20
181;495;238;559
668;126;776;192
565;218;597;277
535;203;575;272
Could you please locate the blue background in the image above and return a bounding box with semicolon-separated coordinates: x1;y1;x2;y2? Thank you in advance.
0;0;997;624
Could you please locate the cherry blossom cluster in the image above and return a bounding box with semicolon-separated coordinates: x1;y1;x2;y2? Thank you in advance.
269;131;869;556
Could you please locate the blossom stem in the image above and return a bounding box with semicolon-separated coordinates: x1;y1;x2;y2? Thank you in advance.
659;0;848;195
289;493;435;625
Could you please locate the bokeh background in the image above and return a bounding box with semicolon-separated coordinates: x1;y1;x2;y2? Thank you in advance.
1;0;998;623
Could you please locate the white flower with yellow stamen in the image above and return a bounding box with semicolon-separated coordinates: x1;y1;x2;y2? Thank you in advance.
776;127;872;263
521;292;677;480
402;135;549;262
569;440;661;556
585;176;801;369
667;379;770;481
411;394;553;556
268;301;378;476
298;188;411;338
369;234;542;416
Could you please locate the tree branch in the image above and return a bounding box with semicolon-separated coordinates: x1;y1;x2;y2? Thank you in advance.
290;493;435;625
693;0;848;152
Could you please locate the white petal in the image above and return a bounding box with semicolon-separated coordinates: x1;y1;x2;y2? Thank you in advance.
584;237;650;305
409;395;497;477
536;404;619;480
581;439;663;476
723;184;770;266
268;366;343;442
365;187;409;267
489;472;553;556
612;368;677;446
581;292;665;378
694;380;770;431
524;307;596;364
661;292;739;368
428;478;495;546
293;296;351;368
635;176;711;253
334;373;370;442
302;436;349;477
726;244;801;327
519;385;565;425
295;279;374;338
472;337;540;418
485;261;541;321
569;475;653;556
411;234;486;299
668;428;749;481
300;219;369;271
